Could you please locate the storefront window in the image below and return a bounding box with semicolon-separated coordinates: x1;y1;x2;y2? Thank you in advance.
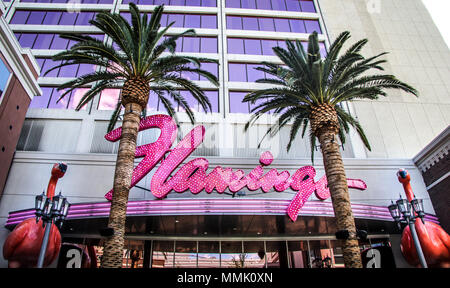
174;241;197;268
308;240;334;268
265;241;288;268
287;241;309;268
243;241;266;268
152;240;175;268
197;241;220;268
221;241;243;268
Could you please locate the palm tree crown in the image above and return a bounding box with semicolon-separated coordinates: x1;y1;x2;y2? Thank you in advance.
46;3;219;131
243;31;417;161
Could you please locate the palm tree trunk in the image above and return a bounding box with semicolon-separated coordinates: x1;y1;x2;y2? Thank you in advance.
317;130;363;268
101;102;142;268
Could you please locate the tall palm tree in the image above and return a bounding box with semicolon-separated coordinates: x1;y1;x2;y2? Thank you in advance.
45;4;219;267
243;31;418;268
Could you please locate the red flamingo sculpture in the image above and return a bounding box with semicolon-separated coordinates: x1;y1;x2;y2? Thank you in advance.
2;163;66;268
397;169;450;268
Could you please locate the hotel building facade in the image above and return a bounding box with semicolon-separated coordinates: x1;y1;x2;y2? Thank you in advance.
0;0;449;268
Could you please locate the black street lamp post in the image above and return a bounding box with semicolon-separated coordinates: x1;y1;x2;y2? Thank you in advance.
35;191;70;268
388;196;427;268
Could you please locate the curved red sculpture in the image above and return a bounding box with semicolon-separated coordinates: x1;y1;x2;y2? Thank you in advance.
398;169;450;268
2;163;66;268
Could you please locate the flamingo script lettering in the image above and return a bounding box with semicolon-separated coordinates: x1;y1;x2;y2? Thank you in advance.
104;115;367;221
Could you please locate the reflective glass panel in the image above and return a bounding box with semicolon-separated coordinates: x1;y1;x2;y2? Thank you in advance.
257;0;272;10
29;87;52;108
201;15;217;29
229;91;248;113
27;11;46;25
261;39;278;55
308;240;333;268
227;38;245;54
98;89;120;110
198;241;220;268
286;0;301;12
258;17;275;31
243;241;266;268
152;241;175;268
241;0;257;9
200;37;217;53
271;0;287;11
227;16;242;30
246;64;265;82
185;14;201;28
226;0;240;8
221;241;243;268
244;39;262;55
59;12;78;25
288;241;309;268
167;14;184;27
10;11;29;24
42;11;62;25
242;17;259;30
304;20;322;33
174;241;197;268
289;19;306;33
182;37;200;53
300;0;316;13
274;18;291;32
228;63;246;82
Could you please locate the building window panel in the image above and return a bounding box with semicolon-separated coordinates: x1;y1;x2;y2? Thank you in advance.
200;15;217;29
182;37;201;53
42;11;63;25
199;62;219;81
226;16;242;30
98;89;121;110
187;0;201;6
228;63;247;82
75;12;96;26
227;38;245;54
10;11;30;24
49;35;69;50
167;14;184;27
204;90;219;113
29;87;53;109
229;91;249;113
289;19;306;33
59;12;78;25
170;0;185;5
274;18;291;32
244;39;262;55
200;37;217;53
285;0;301;12
300;0;316;13
241;0;257;9
256;0;272;10
201;0;216;7
261;39;278;55
304;20;321;33
226;0;241;8
48;88;69;109
27;11;46;25
17;33;37;48
184;14;201;28
154;0;171;5
242;17;259;30
258;17;275;31
34;33;55;49
271;0;287;11
246;64;265;82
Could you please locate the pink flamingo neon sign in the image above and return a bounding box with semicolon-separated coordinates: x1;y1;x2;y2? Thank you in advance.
104;115;367;221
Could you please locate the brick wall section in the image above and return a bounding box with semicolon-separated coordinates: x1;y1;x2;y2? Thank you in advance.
427;176;450;234
421;154;450;186
0;76;31;198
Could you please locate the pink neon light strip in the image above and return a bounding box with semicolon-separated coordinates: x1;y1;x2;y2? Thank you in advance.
5;199;439;227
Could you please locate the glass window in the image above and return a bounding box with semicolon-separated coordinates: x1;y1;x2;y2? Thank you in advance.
75;12;95;25
185;14;201;28
274;18;291;32
59;12;78;25
198;242;220;268
228;63;247;82
146;91;159;112
49;35;69;50
48;88;69;109
27;11;46;25
202;0;216;7
221;241;243;268
199;62;218;81
227;16;242;30
180;62;200;81
18;33;38;48
160;14;168;27
29;87;53;109
265;241;288;268
246;64;265;82
304;20;322;33
98;89;120;110
42;11;62;25
271;0;287;11
244;39;262;55
120;12;132;24
200;37;217;53
67;88;89;110
170;0;185;5
10;11;30;24
174;241;197;268
167;14;184;27
242;17;259;30
59;63;78;77
40;58;61;77
201;15;217;29
77;63;96;76
261;39;277;55
285;0;301;12
258;17;275;31
186;0;201;6
289;19;306;33
229;91;249;113
226;0;240;8
203;90;219;113
243;241;266;268
256;0;272;10
308;240;333;268
182;37;200;53
34;34;55;49
288;241;309;268
0;57;11;101
154;0;170;5
227;38;244;54
300;0;316;13
152;241;175;268
241;0;257;9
